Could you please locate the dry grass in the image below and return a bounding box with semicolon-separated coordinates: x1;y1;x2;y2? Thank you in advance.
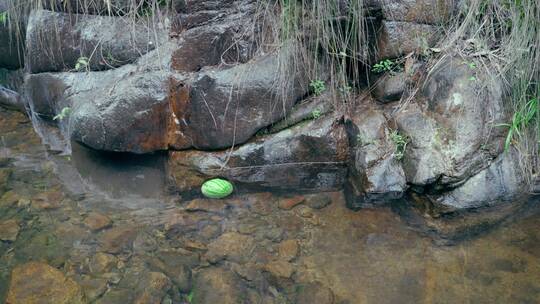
255;0;371;113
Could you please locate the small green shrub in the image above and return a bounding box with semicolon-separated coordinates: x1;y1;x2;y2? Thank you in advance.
186;291;194;303
389;130;409;160
499;97;538;151
53;107;71;121
372;59;404;74
309;80;326;96
75;57;89;71
0;12;7;25
311;108;322;119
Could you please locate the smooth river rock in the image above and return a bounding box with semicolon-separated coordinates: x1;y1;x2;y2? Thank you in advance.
6;262;84;304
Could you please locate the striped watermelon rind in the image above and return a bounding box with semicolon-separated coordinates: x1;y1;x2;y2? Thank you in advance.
201;178;234;199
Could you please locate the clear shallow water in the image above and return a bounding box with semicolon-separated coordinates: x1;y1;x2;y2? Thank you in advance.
0;107;539;304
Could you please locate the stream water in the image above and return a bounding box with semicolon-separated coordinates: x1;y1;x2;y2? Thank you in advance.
0;107;539;304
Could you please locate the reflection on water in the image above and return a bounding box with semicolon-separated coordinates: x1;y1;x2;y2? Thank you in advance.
0;107;539;304
70;142;167;200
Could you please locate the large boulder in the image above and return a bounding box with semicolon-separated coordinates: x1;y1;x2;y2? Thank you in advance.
23;46;171;153
24;45;307;153
171;20;253;72
429;148;525;214
376;21;440;59
169;114;349;193
0;85;24;111
395;57;507;188
168;49;309;150
345;101;407;209
372;0;458;24
25;9;164;73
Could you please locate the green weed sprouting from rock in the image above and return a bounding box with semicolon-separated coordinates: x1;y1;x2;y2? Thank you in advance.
75;57;89;71
53;107;71;121
186;290;194;303
498;97;539;151
372;59;401;74
0;12;7;25
389;130;409;160
311;108;322;119
309;80;326;96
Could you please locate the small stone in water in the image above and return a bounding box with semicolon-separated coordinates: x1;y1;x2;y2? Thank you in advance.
84;212;112;231
278;195;305;210
278;239;299;261
0;219;19;241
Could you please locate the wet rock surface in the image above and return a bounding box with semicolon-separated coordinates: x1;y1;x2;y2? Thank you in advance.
396;57;508;189
6;262;84;304
345;101;407;209
26;9;164;73
169;114;349;193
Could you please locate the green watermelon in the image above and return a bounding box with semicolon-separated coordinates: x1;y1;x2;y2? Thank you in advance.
201;178;234;199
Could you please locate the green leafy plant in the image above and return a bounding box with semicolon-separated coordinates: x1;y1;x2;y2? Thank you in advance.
498;97;538;151
311;108;322;119
463;61;477;69
309;80;326;96
53;107;71;121
389;130;409;160
0;12;7;25
372;59;400;74
186;291;194;303
75;57;89;71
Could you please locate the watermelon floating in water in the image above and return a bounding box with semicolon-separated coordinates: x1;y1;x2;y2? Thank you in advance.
201;178;234;199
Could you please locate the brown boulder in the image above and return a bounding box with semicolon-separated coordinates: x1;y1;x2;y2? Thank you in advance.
6;262;84;304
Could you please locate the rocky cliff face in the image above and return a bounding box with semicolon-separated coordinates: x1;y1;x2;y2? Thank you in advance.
0;0;529;218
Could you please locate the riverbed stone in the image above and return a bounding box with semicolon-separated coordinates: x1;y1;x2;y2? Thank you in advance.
83;212;112;231
31;189;64;210
6;262;84;304
295;281;335;304
305;193;333;209
134;272;172;304
278;196;305;210
90;252;118;273
205;232;255;263
192;268;247;304
264;260;294;279
0;190;19;208
99;226;138;254
278;239;299;261
185;198;228;213
0;219;19;241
